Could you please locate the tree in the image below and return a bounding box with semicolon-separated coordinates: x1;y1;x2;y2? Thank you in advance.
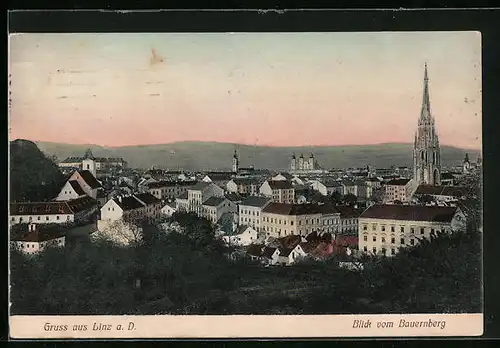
343;193;358;206
92;219;143;247
417;194;435;205
329;191;343;204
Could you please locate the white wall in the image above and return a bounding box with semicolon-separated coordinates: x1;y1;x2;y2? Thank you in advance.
55;181;80;201
100;199;124;221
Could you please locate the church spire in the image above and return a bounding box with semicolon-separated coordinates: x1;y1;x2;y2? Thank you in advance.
420;62;431;120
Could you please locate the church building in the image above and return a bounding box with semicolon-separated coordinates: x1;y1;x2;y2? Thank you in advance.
413;63;441;186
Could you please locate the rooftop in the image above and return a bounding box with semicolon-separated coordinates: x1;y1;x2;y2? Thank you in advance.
78;170;102;189
414;185;466;197
202;197;226;207
267;180;293;190
240;196;272;208
360;204;458;223
386;178;411;186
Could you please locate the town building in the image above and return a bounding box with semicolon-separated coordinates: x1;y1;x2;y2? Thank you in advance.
98;193;161;229
232;149;239;173
335;205;363;235
238;196;272;232
10;195;97;225
384;178;414;203
412;185;467;204
309;179;344;196
290;153;322;173
226;177;260;196
261;203;324;238
222;225;259;247
58;149;128;176
147;180;198;201
201;197;237;224
358;204;465;257
259;180;295;204
10;223;66;255
56;170;102;200
160;202;177;217
277;244;307;265
413;63;441;185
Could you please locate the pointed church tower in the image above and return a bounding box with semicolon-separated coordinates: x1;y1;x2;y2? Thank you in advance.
413;63;441;186
232;148;239;173
291;153;297;172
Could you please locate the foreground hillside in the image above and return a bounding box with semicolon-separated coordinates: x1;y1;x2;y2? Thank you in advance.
35;140;480;171
10;139;65;202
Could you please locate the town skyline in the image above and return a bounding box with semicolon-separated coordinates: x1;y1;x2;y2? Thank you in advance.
9;32;481;150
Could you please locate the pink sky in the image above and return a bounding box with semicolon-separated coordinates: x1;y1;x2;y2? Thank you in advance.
8;32;482;150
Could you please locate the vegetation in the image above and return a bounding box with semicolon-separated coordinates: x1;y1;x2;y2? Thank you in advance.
11;204;481;315
10;139;66;202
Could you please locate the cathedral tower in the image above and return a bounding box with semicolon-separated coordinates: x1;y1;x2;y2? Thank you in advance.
232;148;239;173
413;63;441;186
291;153;297;172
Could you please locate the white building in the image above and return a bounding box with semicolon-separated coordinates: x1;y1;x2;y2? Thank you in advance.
412;185;466;204
56;170;102;200
238;196;272;232
201;197;236;224
98;192;161;231
148;180;198;201
226;178;260;196
384;178;414;203
259;180;295;204
310;179;344;196
222;226;259;247
9;195;97;226
278;244;307;265
160;202;177;217
10;223;65;255
358;204;465;257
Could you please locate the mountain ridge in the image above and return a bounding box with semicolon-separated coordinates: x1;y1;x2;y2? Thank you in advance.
25;139;481;172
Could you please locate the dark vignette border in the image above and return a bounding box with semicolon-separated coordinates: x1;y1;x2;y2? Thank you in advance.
4;8;500;343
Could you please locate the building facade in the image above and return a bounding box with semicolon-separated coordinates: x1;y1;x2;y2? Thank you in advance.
413;63;441;186
259;180;295;204
358;204;464;257
238;196;272;232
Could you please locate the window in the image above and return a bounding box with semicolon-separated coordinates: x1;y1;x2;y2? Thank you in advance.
372;247;377;253
410;239;415;246
430;228;435;234
382;237;386;243
29;216;33;221
11;217;14;221
363;235;368;242
381;225;386;231
391;248;395;255
363;246;367;252
372;223;377;231
45;216;49;221
363;225;367;231
400;226;404;233
372;236;376;242
391;237;395;244
420;228;425;235
56;216;60;220
37;216;41;221
400;238;405;245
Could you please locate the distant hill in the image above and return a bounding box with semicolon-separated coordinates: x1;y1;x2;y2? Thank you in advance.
33;140;480;172
10;139;66;202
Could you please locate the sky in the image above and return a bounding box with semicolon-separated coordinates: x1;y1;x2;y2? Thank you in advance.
8;32;482;150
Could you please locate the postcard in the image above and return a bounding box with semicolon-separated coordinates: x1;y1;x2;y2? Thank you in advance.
8;31;483;339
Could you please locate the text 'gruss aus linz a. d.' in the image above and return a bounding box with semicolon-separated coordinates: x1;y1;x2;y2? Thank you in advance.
43;322;137;332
